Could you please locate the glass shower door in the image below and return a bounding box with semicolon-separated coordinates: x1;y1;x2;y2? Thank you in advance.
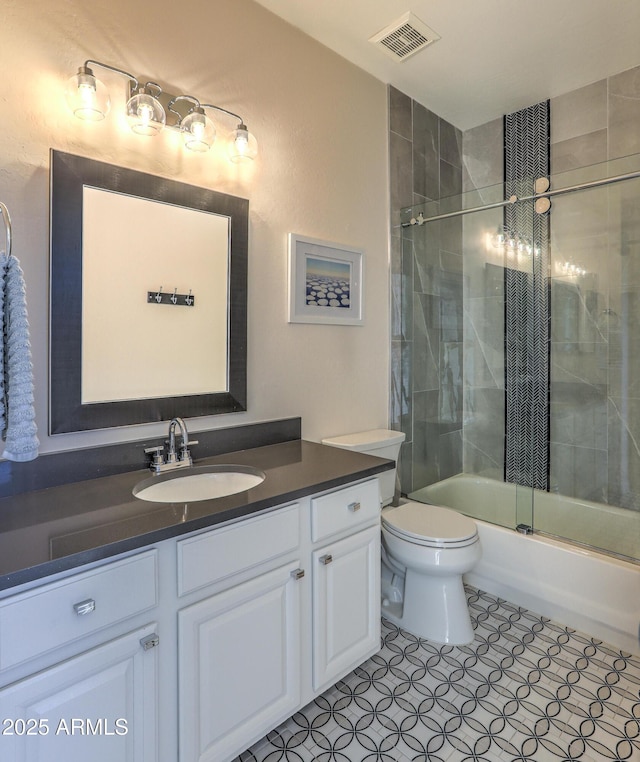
541;157;640;562
399;184;533;533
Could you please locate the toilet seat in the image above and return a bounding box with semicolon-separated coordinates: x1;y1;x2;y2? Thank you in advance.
382;500;478;549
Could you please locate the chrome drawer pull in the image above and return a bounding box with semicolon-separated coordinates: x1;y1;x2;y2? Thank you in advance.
291;568;305;580
320;554;333;565
73;598;96;616
140;633;160;651
348;501;361;512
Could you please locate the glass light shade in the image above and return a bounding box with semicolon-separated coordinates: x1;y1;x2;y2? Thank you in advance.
181;110;216;152
227;124;258;163
65;69;110;121
126;90;166;136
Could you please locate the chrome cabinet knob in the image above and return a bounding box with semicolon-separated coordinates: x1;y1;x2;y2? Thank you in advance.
320;554;333;565
73;598;96;616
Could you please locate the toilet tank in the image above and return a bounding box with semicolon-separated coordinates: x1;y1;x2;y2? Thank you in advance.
321;429;406;506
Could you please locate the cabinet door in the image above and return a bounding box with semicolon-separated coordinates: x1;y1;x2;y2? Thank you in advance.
179;561;303;762
313;525;380;692
0;624;158;762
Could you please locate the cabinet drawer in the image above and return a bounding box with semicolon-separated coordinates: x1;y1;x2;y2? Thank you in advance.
177;504;300;596
0;550;157;671
311;479;380;542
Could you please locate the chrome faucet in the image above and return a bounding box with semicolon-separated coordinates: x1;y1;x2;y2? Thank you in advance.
167;417;188;464
144;417;199;473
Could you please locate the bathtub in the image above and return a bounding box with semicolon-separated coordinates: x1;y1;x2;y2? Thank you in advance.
410;474;640;654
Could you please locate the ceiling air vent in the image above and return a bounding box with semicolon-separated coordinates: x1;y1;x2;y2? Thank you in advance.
369;12;440;62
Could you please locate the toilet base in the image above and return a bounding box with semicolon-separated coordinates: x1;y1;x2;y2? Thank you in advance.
382;567;475;645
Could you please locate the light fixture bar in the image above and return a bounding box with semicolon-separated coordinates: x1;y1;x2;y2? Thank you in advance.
66;59;258;161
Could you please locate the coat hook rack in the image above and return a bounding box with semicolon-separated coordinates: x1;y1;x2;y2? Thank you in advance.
147;287;196;307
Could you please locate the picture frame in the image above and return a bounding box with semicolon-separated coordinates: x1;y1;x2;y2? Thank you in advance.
288;234;364;325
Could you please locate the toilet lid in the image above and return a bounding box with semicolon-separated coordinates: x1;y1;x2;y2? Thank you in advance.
382;501;478;546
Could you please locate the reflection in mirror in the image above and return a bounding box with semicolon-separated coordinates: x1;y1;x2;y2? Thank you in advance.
50;150;248;434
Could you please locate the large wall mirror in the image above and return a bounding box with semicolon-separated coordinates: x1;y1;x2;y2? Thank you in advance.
49;150;248;434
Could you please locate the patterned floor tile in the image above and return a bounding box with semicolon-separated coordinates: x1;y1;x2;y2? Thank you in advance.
234;586;640;762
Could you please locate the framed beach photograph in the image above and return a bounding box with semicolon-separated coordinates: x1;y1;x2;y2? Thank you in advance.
288;234;364;325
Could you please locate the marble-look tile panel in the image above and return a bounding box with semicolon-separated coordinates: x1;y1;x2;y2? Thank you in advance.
389;340;403;432
550;279;603;347
400;340;413;439
608;64;640;160
462;117;504;192
440;158;462;200
551;129;608;174
411;419;440;491
398;439;413;495
439;117;462;168
550;342;608;388
464;297;504;390
549;382;608;450
549;442;608;503
400;236;414;342
412;295;440;393
439;341;462;425
439;248;462;275
390;234;402;341
550;79;607;145
388;85;412;141
607;395;640;510
551;187;611;243
439;286;463;344
390;340;413;441
438;215;463;256
462;387;505;477
438;428;463;480
389;131;413;229
412;101;440;201
609;293;640;399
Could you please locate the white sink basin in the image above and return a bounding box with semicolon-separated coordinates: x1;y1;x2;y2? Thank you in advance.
133;465;266;503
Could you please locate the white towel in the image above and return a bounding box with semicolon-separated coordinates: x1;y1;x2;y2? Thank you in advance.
1;252;39;461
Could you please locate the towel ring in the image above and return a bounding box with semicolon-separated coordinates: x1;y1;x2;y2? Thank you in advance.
0;202;11;258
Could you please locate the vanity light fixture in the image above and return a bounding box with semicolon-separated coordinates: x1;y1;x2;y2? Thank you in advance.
65;60;258;161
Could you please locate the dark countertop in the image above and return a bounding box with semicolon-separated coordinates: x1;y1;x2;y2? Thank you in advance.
0;440;393;592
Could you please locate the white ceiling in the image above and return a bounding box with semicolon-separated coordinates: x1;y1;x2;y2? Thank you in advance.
253;0;640;131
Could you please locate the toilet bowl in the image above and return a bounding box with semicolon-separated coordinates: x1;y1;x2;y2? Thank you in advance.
381;500;481;645
321;429;482;647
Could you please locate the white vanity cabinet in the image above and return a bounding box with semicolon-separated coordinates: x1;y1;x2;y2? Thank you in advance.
175;477;381;762
312;526;380;691
0;474;382;762
310;479;381;693
176;503;303;762
0;551;159;762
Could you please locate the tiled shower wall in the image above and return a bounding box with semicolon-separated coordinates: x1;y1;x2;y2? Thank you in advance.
549;65;640;506
389;86;463;493
390;64;640;506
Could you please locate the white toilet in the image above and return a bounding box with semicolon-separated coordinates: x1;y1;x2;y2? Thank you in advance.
322;429;481;645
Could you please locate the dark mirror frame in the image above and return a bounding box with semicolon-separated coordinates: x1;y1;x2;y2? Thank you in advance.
49;149;248;434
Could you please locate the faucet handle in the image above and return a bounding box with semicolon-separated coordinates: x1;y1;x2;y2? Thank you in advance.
180;439;198;465
144;445;165;469
179;440;198;463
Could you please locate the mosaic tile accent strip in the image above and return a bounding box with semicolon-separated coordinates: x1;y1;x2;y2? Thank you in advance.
504;101;551;492
236;586;640;762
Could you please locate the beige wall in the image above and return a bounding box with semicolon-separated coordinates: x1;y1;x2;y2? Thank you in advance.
0;0;389;453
